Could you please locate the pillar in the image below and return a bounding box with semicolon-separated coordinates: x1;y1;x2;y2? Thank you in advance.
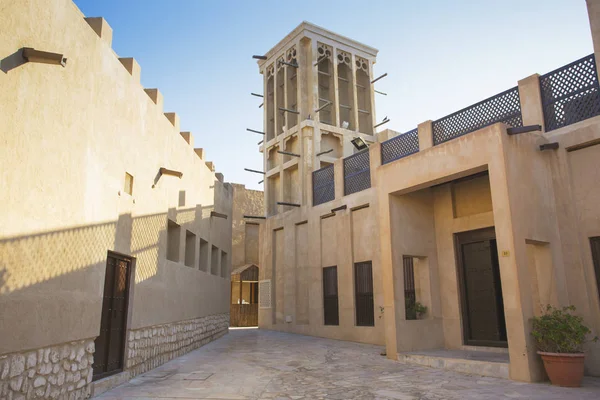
418;120;433;151
518;74;545;130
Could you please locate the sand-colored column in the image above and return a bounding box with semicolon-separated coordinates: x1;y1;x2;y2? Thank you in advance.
377;188;398;359
369;143;381;188
334;158;344;199
418;120;433;150
518;74;545;129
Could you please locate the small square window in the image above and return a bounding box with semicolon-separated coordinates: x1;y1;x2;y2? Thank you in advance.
124;172;134;195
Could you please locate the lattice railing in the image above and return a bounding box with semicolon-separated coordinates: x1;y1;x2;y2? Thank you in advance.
312;164;335;206
540;54;600;132
344;150;371;195
432;87;523;145
381;128;419;165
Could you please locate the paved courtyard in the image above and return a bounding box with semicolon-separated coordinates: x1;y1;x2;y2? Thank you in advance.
99;328;600;400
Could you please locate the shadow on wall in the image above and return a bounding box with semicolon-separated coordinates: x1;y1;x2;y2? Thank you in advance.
0;203;223;297
0;48;27;74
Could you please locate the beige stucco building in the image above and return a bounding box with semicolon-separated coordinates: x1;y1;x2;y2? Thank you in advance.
256;1;600;383
0;0;232;398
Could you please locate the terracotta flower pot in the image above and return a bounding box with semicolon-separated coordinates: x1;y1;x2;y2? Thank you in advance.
538;351;585;387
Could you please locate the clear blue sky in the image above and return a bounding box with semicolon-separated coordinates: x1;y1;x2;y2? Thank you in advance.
73;0;592;190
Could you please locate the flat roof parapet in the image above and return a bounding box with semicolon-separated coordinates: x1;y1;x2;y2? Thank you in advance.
84;17;113;46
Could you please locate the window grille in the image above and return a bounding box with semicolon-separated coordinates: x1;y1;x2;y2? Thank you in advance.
313;164;335;206
343;150;371;195
540;54;600;132
381;128;419;165
432;87;522;145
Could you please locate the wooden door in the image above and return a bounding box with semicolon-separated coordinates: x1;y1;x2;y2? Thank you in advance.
93;252;131;380
456;228;507;347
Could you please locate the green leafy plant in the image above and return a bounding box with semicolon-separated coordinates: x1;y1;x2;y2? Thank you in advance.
405;299;427;320
530;305;598;353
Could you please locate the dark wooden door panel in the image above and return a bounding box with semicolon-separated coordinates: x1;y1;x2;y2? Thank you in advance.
591;237;600;303
355;261;374;326
93;253;131;380
462;241;500;342
456;228;507;347
323;266;339;326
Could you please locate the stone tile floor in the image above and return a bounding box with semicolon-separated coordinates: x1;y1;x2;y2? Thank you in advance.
98;328;600;400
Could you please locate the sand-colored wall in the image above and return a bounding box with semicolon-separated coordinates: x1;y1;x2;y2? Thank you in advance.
0;0;231;356
231;183;264;268
259;172;385;345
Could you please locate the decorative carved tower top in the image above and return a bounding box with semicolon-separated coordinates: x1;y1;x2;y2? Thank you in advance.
256;22;379;216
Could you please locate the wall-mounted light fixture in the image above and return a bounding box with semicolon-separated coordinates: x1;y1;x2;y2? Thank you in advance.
351;137;368;151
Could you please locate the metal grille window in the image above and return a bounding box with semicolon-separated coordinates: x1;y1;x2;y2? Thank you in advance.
540;54;600;132
313;164;335;206
355;261;374;326
323;266;339;325
344;150;371;195
432;87;523;145
381;128;419;165
403;256;417;320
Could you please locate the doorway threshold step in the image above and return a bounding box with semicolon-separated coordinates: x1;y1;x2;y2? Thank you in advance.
397;349;509;379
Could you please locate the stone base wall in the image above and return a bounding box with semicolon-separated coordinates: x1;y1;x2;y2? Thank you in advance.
0;339;95;400
0;314;229;400
125;313;229;377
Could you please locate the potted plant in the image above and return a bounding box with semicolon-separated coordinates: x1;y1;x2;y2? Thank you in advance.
405;298;427;320
530;305;598;387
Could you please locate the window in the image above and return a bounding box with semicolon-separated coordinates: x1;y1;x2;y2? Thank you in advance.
199;239;208;271
166;220;180;262
124;172;133;195
337;50;354;130
323;266;339;325
355;261;374;326
220;250;229;278
317;43;335;126
184;230;196;267
231;281;259;305
591;237;600;303
403;256;417;320
211;245;219;275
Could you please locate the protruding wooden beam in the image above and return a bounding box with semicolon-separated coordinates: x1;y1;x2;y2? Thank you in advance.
331;205;347;213
244;215;266;219
277;202;301;207
159;167;182;178
507;125;542;135
22;48;67;67
279;107;299;115
247;128;265;135
539;142;559;151
253;55;267;60
244;168;265;175
315;101;332;113
210;211;228;219
371;73;388;84
277;150;300;157
374;117;390;129
316;149;334;156
278;60;298;68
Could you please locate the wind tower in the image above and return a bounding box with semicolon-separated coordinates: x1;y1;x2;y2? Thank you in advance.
254;22;379;216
